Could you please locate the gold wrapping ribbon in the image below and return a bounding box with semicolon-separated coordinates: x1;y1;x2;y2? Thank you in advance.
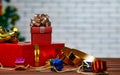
62;47;96;61
34;44;40;67
0;25;18;43
30;14;51;27
61;47;96;66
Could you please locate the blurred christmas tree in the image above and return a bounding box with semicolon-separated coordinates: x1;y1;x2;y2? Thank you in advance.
0;0;25;41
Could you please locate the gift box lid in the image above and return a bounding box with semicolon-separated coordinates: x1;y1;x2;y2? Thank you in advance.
31;27;52;33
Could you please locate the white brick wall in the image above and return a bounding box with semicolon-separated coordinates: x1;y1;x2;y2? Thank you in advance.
6;0;120;57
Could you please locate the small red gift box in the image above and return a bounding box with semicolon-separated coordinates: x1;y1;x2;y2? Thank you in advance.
0;43;64;67
31;27;52;45
92;59;107;72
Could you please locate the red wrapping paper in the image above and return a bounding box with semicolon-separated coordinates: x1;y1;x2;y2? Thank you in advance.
93;60;107;72
0;43;64;67
0;43;23;67
31;27;52;45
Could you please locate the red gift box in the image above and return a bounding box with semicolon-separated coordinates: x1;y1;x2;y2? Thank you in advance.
92;60;107;72
0;43;23;67
31;27;52;45
0;43;64;67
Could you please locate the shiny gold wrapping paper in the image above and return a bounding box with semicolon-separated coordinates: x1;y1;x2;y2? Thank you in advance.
61;47;96;66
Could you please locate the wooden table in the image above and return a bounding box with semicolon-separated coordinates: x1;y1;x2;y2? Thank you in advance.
0;58;120;75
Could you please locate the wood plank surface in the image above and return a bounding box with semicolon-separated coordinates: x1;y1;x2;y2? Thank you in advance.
0;58;120;75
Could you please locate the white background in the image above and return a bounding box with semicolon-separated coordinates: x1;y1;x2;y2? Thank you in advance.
4;0;120;57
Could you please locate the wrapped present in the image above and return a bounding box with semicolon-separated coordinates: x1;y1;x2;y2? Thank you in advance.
31;26;52;45
80;59;107;73
61;47;95;67
30;14;52;45
77;59;107;74
0;43;64;67
92;59;107;73
82;60;93;72
50;59;63;72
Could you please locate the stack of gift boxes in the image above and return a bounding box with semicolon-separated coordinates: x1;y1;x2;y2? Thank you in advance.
0;14;64;67
0;14;107;73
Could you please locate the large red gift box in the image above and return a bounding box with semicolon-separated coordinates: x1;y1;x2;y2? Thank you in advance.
0;43;64;67
31;27;52;45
